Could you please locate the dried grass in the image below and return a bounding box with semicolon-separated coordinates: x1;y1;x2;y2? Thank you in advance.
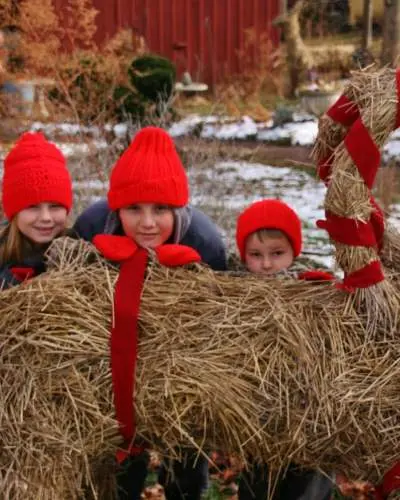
0;238;399;498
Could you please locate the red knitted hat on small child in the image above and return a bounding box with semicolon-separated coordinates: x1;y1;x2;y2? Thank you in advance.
2;132;72;220
236;199;302;261
108;127;189;210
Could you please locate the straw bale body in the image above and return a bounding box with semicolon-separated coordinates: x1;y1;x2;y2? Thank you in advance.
0;238;399;499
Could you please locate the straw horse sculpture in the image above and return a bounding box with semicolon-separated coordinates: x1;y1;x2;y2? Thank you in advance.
1;68;400;499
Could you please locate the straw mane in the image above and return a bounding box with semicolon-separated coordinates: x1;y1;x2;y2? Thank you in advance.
1;68;400;499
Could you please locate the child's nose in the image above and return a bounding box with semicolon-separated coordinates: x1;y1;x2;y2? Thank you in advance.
262;257;272;269
38;206;52;220
140;212;155;227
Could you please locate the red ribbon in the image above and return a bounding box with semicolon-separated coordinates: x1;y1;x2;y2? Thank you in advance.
111;248;148;462
318;157;332;185
317;94;359;185
326;93;360;127
344;118;380;189
317;212;380;248
10;266;35;282
375;461;400;499
93;234;201;462
298;270;334;281
336;261;384;292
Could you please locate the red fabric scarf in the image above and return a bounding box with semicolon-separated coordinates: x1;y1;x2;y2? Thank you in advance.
93;234;201;462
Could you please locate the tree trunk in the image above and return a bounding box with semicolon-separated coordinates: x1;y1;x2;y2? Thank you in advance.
361;0;373;51
381;0;400;66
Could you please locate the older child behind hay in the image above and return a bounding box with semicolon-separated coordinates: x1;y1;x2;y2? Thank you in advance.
235;199;333;500
74;126;226;500
0;132;72;290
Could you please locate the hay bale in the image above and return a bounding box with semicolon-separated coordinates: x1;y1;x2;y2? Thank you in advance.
0;238;399;498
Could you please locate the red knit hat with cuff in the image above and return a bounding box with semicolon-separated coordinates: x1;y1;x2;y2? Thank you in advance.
108;127;189;210
236;199;302;261
2;132;72;220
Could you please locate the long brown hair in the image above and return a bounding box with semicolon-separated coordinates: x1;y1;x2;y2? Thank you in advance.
0;218;29;265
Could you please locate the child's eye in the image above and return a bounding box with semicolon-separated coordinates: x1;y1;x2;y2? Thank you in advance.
249;252;261;258
127;205;140;211
155;205;169;212
272;251;284;257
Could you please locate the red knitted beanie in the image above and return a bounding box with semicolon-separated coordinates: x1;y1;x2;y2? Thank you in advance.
108;127;189;210
2;132;72;220
236;199;302;261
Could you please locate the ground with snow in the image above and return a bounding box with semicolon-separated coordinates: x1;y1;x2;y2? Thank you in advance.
24;112;400;161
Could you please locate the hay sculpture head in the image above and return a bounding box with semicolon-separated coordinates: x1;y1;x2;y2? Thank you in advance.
1;69;400;499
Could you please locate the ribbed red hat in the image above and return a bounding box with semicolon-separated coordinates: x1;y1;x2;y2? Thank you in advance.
2;132;72;220
108;127;189;210
236;199;302;261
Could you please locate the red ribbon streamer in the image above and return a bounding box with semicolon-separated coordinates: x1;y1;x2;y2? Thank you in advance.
111;248;148;460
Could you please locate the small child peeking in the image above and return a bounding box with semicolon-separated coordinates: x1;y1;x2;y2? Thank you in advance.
236;199;301;276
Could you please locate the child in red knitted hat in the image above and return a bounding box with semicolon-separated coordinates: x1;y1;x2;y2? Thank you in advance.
235;199;333;500
236;199;302;276
0;132;72;289
74;126;226;271
73;127;224;500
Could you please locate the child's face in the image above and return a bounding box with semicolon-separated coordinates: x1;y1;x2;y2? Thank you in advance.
244;232;294;275
17;203;68;244
119;203;174;249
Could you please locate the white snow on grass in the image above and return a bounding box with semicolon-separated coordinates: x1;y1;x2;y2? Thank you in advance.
201;116;258;140
113;123;128;139
169;114;219;137
55;140;108;158
383;140;400;161
31;122;101;137
169;114;319;146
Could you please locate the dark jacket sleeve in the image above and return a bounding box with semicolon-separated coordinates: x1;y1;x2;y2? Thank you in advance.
181;208;227;271
73;199;110;242
0;254;46;291
0;266;20;290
